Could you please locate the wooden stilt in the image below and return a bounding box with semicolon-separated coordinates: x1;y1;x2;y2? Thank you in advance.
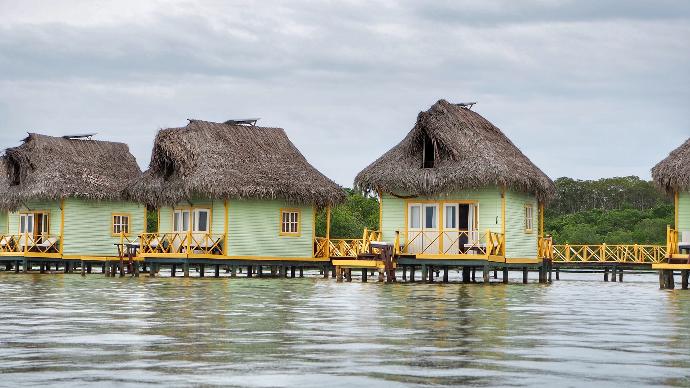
494;269;498;279
215;265;220;278
323;266;329;278
410;266;416;282
471;267;476;282
87;263;92;274
428;266;434;283
548;264;552;282
291;266;296;278
443;266;449;283
133;262;140;277
336;266;343;282
378;269;385;282
64;262;69;274
483;265;490;283
556;268;560;280
346;268;352;282
523;267;528;284
331;268;336;278
247;265;253;278
682;270;689;290
258;266;264;277
462;267;470;283
80;261;85;276
231;266;237;277
618;269;623;282
15;261;20;273
604;268;609;282
421;265;428;283
299;267;303;277
362;268;367;282
171;264;176;277
199;264;205;277
502;268;508;284
402;266;407;281
184;262;190;277
667;270;675;289
611;267;617;282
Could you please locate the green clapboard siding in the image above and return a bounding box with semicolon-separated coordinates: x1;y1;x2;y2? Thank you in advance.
62;199;145;257
380;187;503;245
678;191;690;232
8;200;62;236
228;199;314;258
0;211;7;234
158;200;225;235
504;191;538;259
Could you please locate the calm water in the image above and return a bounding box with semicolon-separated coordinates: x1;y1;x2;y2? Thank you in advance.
0;271;689;387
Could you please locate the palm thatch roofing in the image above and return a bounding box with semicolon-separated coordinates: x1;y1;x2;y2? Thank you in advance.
0;133;142;211
355;99;555;202
128;120;345;208
651;138;690;195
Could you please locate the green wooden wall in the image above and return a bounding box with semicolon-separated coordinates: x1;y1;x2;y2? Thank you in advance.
678;191;690;233
62;198;145;257
504;191;538;259
227;199;313;258
380;187;538;259
0;211;7;234
157;199;313;258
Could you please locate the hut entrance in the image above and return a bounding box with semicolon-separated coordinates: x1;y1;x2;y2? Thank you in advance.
407;202;478;255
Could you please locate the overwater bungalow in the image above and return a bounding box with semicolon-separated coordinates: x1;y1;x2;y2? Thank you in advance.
128;119;345;269
652;137;690;264
0;133;145;264
354;99;555;270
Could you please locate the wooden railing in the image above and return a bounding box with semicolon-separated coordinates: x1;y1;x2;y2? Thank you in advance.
552;244;666;263
139;232;224;256
0;233;61;255
394;229;504;257
313;228;381;258
538;236;553;259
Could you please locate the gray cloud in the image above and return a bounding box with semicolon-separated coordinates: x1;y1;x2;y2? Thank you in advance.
0;0;688;186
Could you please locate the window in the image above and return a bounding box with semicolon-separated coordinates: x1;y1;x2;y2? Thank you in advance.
112;214;130;235
280;209;300;236
193;209;210;232
423;134;435;168
173;209;191;232
524;204;534;233
19;212;48;235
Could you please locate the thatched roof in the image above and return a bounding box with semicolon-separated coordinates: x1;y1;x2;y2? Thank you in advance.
0;133;142;211
355;99;555;202
128;120;345;208
652;138;690;195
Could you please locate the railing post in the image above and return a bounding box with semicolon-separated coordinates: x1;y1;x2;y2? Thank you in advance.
601;243;606;262
634;244;639;263
394;231;400;255
565;244;570;262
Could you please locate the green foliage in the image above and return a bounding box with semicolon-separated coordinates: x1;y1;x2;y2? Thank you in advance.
545;177;672;244
146;207;158;233
315;189;379;238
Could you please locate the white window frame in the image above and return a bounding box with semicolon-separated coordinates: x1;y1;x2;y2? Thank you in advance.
524;204;534;233
112;214;130;235
193;209;210;233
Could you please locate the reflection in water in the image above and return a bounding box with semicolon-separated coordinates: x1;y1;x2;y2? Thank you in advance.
0;272;689;387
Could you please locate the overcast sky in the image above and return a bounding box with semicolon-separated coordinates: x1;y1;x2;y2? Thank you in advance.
0;0;688;186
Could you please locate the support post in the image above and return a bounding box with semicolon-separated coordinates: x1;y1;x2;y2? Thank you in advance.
215;265;220;278
443;266;449;283
402;266;407;281
618;268;623;282
81;261;85;276
171;264;176;277
299;267;304;277
604;268;609;282
362;268;367;282
483;265;490;284
502;267;508;284
410;266;416;282
611;267;617;282
231;266;237;278
421;265;428;283
247;265;253;278
523;267;528;284
682;270;689;290
184;262;190;277
556;268;560;280
336;266;343;282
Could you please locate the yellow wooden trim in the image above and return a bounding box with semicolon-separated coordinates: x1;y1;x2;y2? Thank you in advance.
331;259;384;269
505;257;541;264
0;252;23;257
24;252;61;259
415;253;489;260
143;206;147;234
111;212;132;236
671;253;690;259
674;191;679;228
223;200;229;256
61;255;144;262
222;255;329;262
59;200;64;255
311;205;316;257
156;208;160;233
377;190;383;237
653;263;690;270
279;208;302;237
501;188;506;256
539;202;544;238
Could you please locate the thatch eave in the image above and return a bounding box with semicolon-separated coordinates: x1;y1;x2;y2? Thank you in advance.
652;138;690;196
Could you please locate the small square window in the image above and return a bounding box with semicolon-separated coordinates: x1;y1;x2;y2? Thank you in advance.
280;210;300;236
113;215;130;235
